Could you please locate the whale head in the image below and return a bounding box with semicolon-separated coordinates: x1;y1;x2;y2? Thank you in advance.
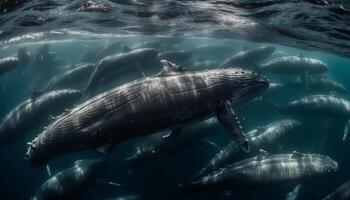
208;68;269;104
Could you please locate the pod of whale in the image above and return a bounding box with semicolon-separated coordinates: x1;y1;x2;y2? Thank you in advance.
25;60;268;167
196;119;301;177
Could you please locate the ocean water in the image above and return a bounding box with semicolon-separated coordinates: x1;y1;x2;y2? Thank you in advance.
1;1;350;200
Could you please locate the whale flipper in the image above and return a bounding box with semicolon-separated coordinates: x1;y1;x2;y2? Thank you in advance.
216;101;250;153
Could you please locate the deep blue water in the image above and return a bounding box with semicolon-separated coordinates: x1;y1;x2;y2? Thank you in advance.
1;1;350;200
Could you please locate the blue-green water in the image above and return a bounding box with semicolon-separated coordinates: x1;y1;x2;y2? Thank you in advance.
0;36;350;200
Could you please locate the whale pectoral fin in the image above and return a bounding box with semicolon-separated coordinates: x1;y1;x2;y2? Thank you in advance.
96;144;116;154
216;101;250;153
342;119;350;141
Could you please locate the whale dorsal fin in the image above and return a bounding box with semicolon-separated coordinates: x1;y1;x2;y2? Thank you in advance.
157;60;188;76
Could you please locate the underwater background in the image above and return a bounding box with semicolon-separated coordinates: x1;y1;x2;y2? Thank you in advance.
0;1;350;200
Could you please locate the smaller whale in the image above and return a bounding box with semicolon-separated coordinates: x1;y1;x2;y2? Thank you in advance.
0;47;31;80
124;117;220;167
322;179;350;200
260;55;328;90
289;77;346;94
43;63;95;91
284;95;350;141
85;48;159;95
196;119;301;177
32;159;109;200
182;151;338;192
220;45;276;69
0;89;81;148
